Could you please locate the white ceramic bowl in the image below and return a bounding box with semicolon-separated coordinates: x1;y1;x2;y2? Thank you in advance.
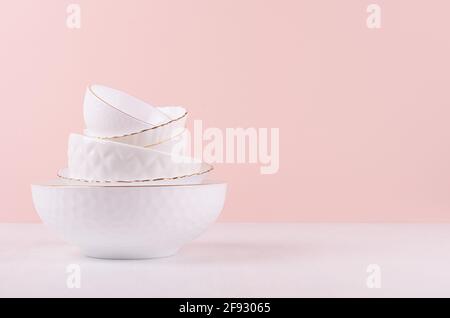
97;108;187;147
84;84;187;138
67;133;212;182
31;181;227;259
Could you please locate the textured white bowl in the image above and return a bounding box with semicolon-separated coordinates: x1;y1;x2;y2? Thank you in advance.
67;133;211;182
31;181;227;259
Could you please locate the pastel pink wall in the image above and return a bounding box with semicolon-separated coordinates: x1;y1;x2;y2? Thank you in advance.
1;0;450;222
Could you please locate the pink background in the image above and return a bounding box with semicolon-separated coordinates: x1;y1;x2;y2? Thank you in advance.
1;0;450;222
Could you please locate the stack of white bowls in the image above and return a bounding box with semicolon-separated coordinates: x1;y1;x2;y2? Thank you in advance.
31;85;227;259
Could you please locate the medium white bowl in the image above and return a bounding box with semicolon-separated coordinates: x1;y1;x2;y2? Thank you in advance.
95;108;187;147
67;133;212;182
31;181;227;259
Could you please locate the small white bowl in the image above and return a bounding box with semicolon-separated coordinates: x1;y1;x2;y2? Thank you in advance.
31;181;227;259
84;85;187;138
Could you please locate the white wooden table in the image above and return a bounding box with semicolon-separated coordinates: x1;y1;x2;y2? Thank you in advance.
1;223;449;297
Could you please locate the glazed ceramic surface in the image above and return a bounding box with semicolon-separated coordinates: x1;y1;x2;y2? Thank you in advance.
67;133;211;182
31;182;227;259
84;85;186;138
97;109;187;147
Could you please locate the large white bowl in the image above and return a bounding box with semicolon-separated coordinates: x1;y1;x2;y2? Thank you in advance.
31;181;227;259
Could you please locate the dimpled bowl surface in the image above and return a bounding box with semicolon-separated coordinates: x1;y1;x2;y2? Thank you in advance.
31;182;227;259
67;133;208;182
